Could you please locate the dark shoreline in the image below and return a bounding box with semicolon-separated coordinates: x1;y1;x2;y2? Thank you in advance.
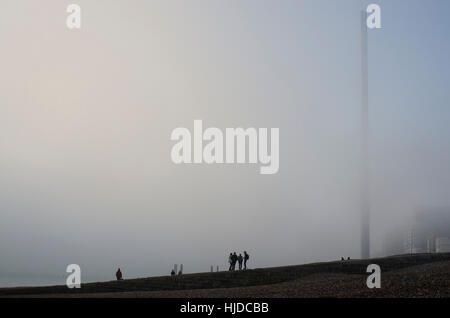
1;253;450;298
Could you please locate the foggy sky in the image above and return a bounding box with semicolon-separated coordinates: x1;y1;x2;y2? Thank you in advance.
1;0;450;286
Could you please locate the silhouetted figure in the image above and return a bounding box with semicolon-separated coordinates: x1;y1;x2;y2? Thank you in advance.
171;269;175;276
232;252;238;270
237;254;243;270
243;251;249;269
116;268;123;280
347;257;351;260
341;257;345;261
228;253;233;271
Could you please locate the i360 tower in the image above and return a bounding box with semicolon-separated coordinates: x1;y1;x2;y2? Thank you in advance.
360;11;370;259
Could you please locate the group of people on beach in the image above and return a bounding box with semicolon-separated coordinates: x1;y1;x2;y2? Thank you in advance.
115;250;251;280
228;251;249;271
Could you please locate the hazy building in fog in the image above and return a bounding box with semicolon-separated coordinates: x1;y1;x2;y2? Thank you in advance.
384;209;450;255
410;209;450;253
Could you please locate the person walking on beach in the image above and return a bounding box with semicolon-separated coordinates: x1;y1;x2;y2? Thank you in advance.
243;251;249;270
116;268;123;280
237;254;243;270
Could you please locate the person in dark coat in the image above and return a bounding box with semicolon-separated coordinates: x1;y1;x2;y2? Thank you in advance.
116;268;123;280
232;252;238;270
243;251;249;269
237;254;244;270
